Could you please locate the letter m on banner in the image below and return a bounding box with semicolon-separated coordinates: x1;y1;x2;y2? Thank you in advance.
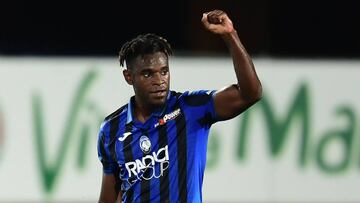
237;83;310;167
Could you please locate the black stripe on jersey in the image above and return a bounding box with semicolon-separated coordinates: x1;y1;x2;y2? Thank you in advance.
104;104;127;121
183;92;212;106
123;123;134;202
158;124;169;203
175;104;187;203
197;111;215;127
141;129;151;203
98;132;110;168
109;116;121;193
100;104;127;170
109;115;120;163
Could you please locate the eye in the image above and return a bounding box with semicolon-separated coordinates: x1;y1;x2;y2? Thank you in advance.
160;68;168;76
142;71;151;78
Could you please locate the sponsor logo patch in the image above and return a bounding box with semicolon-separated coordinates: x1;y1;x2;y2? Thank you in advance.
154;108;181;128
123;145;169;182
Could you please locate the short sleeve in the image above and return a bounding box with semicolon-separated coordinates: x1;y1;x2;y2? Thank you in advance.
97;125;117;174
181;90;219;126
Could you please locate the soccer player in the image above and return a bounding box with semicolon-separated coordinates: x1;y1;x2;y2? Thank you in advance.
97;9;262;203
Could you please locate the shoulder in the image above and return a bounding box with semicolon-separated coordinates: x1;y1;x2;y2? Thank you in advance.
178;90;216;106
104;104;128;121
100;104;128;133
175;90;218;126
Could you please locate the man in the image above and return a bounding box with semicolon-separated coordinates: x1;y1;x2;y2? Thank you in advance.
97;9;262;203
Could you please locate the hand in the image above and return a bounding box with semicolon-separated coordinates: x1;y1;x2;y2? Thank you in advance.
201;10;234;35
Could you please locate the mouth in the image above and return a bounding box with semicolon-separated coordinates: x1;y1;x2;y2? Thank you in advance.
150;89;167;97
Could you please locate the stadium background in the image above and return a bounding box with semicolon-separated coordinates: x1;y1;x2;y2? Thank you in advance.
1;0;359;202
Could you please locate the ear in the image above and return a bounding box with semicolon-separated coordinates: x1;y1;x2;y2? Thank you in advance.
123;69;133;85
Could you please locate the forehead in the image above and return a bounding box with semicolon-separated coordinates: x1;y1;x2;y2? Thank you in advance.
132;52;168;71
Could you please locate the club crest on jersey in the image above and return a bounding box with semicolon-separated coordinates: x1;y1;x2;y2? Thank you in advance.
154;108;181;128
139;135;151;153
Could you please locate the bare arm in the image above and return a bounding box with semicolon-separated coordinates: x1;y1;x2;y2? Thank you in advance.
98;173;122;203
202;10;262;120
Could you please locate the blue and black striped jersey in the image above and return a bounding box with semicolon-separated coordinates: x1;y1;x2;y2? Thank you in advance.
97;90;219;203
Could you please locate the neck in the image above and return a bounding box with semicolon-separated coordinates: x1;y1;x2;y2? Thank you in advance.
133;100;152;123
133;95;165;123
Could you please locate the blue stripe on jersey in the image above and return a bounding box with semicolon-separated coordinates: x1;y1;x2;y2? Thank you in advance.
108;114;122;192
111;114;130;201
132;182;140;203
101;123;116;174
97;131;111;173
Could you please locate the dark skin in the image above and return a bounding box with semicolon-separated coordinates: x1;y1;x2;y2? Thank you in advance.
124;52;170;123
98;9;262;203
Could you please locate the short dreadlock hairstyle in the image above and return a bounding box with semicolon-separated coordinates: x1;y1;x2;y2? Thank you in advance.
119;33;173;69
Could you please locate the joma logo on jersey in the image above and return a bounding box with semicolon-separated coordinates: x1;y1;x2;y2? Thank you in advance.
125;145;169;179
154;108;181;127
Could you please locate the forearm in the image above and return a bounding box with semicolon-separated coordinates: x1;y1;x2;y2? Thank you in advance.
222;30;262;100
98;173;120;203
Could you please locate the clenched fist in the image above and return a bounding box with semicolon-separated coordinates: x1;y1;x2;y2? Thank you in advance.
201;10;234;35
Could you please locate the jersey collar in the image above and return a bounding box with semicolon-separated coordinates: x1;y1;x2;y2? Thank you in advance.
126;91;171;124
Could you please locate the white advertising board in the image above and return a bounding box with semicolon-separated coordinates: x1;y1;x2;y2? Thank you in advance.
0;57;359;202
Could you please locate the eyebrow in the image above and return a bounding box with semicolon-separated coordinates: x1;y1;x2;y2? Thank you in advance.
139;68;152;74
139;66;169;73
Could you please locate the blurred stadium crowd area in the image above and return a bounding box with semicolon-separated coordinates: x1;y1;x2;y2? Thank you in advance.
0;0;359;58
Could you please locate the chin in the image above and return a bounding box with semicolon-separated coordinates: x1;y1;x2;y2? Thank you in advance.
149;96;167;108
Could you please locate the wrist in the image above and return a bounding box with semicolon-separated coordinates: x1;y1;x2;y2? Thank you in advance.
221;29;240;45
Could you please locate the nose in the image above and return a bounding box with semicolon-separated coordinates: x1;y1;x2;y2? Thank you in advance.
151;72;164;85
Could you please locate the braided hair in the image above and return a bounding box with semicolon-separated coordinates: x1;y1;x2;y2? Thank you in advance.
119;33;173;69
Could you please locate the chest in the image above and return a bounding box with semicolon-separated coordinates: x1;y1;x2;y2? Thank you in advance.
114;109;188;178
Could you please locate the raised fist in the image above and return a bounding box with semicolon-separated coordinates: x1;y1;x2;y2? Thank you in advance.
201;10;234;35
